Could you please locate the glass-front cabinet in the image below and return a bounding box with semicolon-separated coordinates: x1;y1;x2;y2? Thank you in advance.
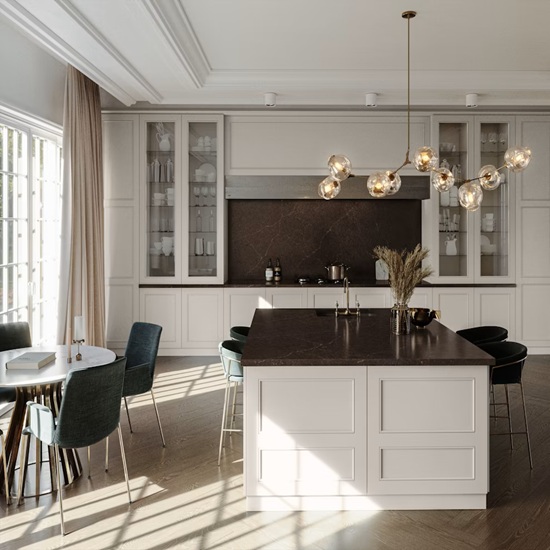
431;115;515;283
140;114;224;284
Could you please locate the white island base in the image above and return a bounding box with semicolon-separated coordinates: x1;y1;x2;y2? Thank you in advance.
244;364;489;511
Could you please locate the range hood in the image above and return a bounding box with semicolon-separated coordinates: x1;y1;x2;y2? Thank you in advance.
225;175;430;200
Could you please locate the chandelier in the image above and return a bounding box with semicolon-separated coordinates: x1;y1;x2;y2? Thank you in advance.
318;11;532;211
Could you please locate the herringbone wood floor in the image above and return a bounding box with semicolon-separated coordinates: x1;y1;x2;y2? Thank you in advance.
1;355;549;550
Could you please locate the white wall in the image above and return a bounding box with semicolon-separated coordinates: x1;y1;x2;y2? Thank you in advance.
0;17;65;125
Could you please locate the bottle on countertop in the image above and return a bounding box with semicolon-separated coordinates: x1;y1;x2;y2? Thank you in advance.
274;258;282;283
265;258;274;284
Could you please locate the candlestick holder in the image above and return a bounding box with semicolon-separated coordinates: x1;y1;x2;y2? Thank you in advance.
73;339;85;361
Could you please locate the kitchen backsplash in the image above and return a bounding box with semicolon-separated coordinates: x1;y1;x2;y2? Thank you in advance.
228;199;422;281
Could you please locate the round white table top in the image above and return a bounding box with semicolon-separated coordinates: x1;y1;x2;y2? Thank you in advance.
0;345;116;388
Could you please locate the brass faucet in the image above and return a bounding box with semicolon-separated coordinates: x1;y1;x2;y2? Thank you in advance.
335;277;360;317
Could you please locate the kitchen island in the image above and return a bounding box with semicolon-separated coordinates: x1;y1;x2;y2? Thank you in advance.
242;308;495;511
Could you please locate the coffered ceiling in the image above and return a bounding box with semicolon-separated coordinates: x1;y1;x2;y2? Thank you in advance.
2;0;550;110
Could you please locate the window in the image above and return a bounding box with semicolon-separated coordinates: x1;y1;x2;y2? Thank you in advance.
0;114;62;344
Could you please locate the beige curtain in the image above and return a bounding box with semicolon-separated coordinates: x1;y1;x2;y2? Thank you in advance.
57;66;105;347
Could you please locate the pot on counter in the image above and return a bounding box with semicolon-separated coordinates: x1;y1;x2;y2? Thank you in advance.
325;262;349;281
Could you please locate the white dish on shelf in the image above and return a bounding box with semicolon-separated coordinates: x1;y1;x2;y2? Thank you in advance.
199;163;216;181
480;235;491;247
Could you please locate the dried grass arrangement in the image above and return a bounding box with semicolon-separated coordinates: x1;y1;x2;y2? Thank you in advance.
373;244;434;305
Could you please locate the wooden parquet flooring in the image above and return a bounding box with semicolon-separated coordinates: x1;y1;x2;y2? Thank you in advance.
1;354;549;550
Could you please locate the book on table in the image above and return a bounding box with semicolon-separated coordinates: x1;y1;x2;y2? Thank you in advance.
5;351;56;370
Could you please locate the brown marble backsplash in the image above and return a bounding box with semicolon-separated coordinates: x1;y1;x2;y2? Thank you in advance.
228;199;422;281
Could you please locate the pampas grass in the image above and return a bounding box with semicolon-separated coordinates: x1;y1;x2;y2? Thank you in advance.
373;244;434;305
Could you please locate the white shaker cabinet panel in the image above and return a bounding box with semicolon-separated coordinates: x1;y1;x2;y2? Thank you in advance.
519;206;550;280
307;287;345;309
226;114;429;176
223;288;268;338
474;288;516;340
140;288;182;349
432;288;474;332
182;288;224;351
266;287;308;309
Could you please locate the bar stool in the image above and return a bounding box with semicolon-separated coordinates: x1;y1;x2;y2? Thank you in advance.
456;325;508;345
479;341;533;469
229;326;249;343
218;340;244;465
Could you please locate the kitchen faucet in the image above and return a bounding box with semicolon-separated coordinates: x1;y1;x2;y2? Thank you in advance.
335;277;360;317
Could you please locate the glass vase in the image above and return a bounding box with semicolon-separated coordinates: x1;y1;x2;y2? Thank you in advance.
391;303;411;335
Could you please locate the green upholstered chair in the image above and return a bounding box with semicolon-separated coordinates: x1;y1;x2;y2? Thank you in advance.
479;341;532;469
18;357;131;535
0;429;8;505
218;339;244;465
0;321;32;405
229;326;249;343
122;322;165;447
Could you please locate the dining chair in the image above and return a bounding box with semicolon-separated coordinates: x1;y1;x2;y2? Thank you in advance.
0;321;32;405
218;339;244;466
17;357;131;535
456;325;508;346
0;428;9;505
122;322;165;447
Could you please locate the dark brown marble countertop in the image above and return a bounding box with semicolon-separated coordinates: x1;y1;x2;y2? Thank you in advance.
242;308;496;367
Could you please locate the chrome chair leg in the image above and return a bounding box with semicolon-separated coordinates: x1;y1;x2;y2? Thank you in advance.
54;445;66;536
519;382;533;469
218;378;231;466
87;446;91;478
1;431;10;506
124;397;133;433
150;389;166;447
117;424;131;503
105;436;109;471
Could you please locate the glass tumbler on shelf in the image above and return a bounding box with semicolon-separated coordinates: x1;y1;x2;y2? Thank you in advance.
193;186;200;206
201;185;209;206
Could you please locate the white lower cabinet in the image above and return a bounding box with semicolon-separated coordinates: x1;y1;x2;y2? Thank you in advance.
140;288;182;349
223;288;269;337
432;288;474;332
266;287;308;308
474;287;516;339
182;288;224;352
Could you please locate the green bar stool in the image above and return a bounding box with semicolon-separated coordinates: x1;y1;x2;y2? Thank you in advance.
229;326;249;343
218;340;244;466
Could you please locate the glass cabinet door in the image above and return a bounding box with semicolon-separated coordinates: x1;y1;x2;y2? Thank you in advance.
436;120;472;279
477;121;511;279
185;115;224;282
144;118;180;281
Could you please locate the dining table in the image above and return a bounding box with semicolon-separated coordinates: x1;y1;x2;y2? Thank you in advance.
0;344;116;499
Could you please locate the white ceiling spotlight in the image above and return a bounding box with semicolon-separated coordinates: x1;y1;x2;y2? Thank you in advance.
365;92;378;107
466;93;478;108
264;92;277;107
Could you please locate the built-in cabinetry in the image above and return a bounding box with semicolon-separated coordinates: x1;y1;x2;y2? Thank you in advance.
428;115;515;284
140;114;225;284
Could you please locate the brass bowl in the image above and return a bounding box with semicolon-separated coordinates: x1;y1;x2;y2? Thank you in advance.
409;308;440;328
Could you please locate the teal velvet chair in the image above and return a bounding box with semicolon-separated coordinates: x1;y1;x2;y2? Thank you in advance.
18;357;131;535
122;322;165;447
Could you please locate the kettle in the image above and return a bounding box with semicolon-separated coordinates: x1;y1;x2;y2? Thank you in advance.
325;262;349;281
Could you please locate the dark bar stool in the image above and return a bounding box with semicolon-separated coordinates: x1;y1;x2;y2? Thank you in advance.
218;340;244;465
479;341;532;469
229;326;249;343
456;325;508;346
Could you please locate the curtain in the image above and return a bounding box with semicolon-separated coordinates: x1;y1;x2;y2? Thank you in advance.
57;66;105;347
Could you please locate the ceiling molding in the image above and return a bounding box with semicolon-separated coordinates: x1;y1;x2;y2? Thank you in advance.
140;0;210;89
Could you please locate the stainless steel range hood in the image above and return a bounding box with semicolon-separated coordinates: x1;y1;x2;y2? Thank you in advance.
225;175;430;200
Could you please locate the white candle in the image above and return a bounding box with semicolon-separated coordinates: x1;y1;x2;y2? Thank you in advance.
74;316;85;341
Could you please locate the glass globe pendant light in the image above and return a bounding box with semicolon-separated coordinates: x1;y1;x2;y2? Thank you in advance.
385;171;401;195
367;171;392;197
504;146;532;172
458;181;483;211
478;165;502;191
431;168;455;192
413;146;439;172
318;176;341;200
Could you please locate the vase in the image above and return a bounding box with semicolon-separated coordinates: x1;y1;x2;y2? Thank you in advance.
391;303;411;335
